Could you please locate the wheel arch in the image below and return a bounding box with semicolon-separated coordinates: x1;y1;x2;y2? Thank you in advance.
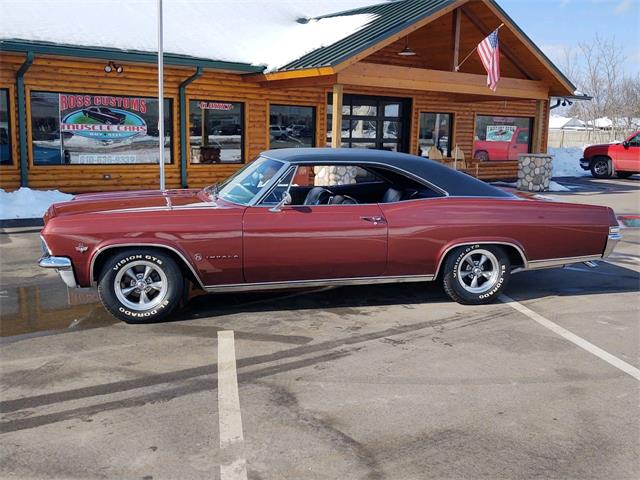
434;241;528;279
90;243;204;289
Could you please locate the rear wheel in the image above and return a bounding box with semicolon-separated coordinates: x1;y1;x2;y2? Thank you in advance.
98;248;184;323
590;157;612;178
442;245;511;305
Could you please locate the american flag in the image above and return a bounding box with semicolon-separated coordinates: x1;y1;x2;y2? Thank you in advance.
478;29;500;91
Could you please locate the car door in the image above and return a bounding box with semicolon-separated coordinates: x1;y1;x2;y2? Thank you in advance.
618;132;640;171
242;165;388;283
509;129;530;160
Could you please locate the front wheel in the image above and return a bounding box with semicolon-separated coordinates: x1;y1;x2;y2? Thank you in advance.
590;157;612;178
98;248;184;323
442;245;511;305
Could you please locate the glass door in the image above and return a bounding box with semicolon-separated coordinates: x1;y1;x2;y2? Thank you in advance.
327;94;411;152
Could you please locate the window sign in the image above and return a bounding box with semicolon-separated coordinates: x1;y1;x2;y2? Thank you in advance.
474;115;533;161
0;89;11;165
31;91;172;165
189;100;243;163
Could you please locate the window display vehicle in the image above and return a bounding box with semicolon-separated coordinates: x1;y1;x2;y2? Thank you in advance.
38;148;621;323
473;127;530;161
82;106;126;125
580;131;640;178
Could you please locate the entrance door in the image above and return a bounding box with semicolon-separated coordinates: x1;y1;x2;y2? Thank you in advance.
327;94;411;152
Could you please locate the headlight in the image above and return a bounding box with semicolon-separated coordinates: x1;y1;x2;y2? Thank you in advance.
40;236;51;256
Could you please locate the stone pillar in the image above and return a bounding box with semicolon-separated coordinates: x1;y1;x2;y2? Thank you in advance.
314;165;358;186
517;154;553;192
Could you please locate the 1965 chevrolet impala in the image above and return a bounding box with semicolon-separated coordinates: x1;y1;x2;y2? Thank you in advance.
38;148;621;323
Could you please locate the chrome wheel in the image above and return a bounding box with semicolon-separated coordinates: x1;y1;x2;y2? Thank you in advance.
457;249;500;294
114;260;168;311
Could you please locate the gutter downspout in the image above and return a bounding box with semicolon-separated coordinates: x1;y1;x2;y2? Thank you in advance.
179;67;203;188
16;52;34;188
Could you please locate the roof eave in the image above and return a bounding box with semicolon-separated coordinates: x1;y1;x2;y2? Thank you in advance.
0;39;265;73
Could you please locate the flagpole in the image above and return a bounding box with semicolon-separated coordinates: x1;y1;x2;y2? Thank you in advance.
157;0;165;191
454;23;504;71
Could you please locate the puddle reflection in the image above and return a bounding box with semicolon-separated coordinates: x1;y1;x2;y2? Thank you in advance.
0;281;116;337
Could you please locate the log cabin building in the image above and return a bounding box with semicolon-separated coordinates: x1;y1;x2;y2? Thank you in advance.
0;0;577;193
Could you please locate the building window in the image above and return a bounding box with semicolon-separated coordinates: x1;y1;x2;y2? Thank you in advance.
30;92;172;165
327;94;410;152
269;104;315;149
189;100;243;164
418;112;453;157
0;89;11;165
473;115;533;161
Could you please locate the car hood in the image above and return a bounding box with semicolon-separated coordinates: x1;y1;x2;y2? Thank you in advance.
44;189;215;221
584;142;619;152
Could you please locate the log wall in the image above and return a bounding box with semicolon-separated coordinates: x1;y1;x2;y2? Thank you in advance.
0;52;548;193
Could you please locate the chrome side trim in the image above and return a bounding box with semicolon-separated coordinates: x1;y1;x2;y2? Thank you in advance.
89;243;205;289
603;230;621;258
432;241;529;279
523;255;603;271
203;274;435;293
38;255;78;288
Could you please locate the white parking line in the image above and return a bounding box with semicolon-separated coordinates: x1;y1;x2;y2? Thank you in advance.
499;295;640;381
218;331;248;480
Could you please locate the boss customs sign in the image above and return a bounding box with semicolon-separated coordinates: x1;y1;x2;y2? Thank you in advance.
59;94;148;141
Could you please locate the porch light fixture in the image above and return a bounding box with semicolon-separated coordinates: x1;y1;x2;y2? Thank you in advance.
398;36;416;56
104;61;124;74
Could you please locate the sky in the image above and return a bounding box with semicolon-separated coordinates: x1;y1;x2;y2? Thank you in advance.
498;0;640;77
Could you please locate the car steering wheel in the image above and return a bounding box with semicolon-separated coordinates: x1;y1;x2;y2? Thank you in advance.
303;187;333;205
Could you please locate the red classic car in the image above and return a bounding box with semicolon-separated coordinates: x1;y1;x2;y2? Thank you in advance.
580;130;640;178
38;148;621;323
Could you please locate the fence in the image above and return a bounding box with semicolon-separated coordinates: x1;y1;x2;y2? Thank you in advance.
548;129;635;149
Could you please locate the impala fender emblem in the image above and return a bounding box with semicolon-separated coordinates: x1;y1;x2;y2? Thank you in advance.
194;253;203;261
75;243;88;253
206;254;239;260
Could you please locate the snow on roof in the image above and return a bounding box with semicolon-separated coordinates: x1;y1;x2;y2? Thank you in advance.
0;0;380;71
549;115;571;129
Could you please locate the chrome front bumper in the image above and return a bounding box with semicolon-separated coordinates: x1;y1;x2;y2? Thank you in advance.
38;255;78;288
603;226;622;258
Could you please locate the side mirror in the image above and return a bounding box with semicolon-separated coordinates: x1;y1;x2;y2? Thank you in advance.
269;191;291;212
622;141;630;149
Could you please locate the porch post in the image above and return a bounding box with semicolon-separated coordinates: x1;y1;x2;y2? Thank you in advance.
533;99;546;153
451;8;461;71
331;84;343;148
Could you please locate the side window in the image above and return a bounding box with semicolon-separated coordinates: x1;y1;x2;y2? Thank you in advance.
261;167;296;205
516;130;529;144
295;165;382;187
628;134;640;147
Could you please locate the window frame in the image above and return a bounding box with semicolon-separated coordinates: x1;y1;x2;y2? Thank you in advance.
29;89;174;166
188;98;245;165
0;88;13;166
268;103;316;150
417;111;454;158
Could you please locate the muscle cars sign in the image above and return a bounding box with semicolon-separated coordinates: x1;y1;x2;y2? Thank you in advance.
59;94;148;141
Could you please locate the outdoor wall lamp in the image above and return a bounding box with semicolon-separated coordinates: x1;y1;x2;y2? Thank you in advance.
398;35;417;56
104;61;124;74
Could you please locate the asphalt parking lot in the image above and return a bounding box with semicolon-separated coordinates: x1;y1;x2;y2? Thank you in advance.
1;176;638;480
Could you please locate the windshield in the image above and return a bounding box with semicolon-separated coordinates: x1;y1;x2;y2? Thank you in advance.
209;156;285;205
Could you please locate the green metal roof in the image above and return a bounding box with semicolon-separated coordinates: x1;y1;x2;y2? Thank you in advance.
0;39;264;73
277;0;576;92
278;0;457;71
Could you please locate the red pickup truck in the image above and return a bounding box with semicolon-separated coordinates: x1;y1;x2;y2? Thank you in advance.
580;130;640;178
473;127;530;161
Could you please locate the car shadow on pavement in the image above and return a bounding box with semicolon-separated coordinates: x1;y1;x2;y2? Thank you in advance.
553;175;639;196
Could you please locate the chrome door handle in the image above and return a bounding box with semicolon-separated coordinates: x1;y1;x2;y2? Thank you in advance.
361;216;385;225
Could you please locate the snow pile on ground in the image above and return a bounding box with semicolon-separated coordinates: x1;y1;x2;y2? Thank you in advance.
548;147;590;178
548;181;571;192
0;0;378;71
0;188;73;220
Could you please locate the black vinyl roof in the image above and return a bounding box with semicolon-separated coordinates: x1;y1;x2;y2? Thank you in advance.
261;148;514;198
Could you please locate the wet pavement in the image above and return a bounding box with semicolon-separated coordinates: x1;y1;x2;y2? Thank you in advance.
0;176;638;479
